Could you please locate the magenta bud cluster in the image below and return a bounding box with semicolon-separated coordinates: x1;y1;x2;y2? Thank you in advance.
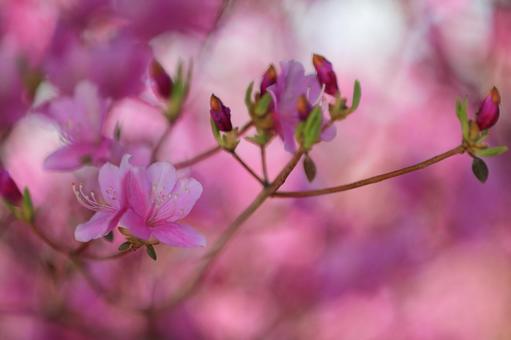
312;54;339;96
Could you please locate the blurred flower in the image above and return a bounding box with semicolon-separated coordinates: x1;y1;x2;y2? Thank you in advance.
476;87;501;130
113;0;223;41
120;159;205;247
149;60;173;100
0;46;30;130
210;94;233;132
0;168;22;205
312;54;339;96
44;81;117;171
267;60;321;152
260;64;277;95
73;155;132;242
44;31;151;99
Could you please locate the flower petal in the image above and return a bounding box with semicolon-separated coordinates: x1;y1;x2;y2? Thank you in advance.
125;167;151;218
74;211;116;242
148;161;177;201
44;143;96;171
156;177;202;222
98;161;122;208
152;222;206;247
120;209;151;240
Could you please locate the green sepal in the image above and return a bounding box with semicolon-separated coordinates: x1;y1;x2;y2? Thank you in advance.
166;61;192;122
146;244;157;261
347;80;361;113
474;145;508;158
21;188;35;224
104;231;114;242
244;81;254;111
456;99;469;140
472;157;489;183
302;106;322;151
245;131;270;146
210;118;222;144
254;92;272;117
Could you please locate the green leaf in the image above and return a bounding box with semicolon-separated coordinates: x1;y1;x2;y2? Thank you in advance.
104;231;114;242
348;80;361;113
472;157;489;183
245;132;270;146
244;81;254;110
474;146;508;158
146;244;157;261
303;154;317;182
254;92;272;117
456;99;469;139
118;241;131;252
302;106;322;150
22;188;34;223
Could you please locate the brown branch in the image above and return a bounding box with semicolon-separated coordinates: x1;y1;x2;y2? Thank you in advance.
273;145;466;198
231;152;266;186
153;149;305;312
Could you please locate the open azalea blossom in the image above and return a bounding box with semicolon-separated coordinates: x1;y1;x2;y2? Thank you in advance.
44;81;118;171
74;155;205;247
267;60;336;152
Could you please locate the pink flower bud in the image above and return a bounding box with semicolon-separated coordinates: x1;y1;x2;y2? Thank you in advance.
312;54;339;96
210;94;233;132
0;168;22;205
476;87;501;130
260;64;277;94
149;60;173;99
297;94;312;121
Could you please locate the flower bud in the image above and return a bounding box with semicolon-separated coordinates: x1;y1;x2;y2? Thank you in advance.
149;60;173;99
297;94;312;121
476;87;501;130
312;54;339;96
260;64;277;94
0;168;22;205
210;94;233;132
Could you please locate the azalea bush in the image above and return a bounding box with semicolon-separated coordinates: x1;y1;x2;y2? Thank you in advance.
1;0;510;339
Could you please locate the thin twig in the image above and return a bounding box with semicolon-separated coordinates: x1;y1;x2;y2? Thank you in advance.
231;152;265;186
273;145;466;198
260;145;269;185
174;121;253;169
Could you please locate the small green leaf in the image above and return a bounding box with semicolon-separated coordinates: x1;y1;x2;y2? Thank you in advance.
474;146;508;158
254;92;272;117
104;231;114;242
244;81;254;110
22;188;34;223
245;132;270;146
348;80;361;113
146;244;157;261
303;154;317;182
456;99;469;139
118;241;131;252
302;106;322;150
472;157;489;183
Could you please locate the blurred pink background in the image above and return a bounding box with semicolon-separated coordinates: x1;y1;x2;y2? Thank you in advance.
1;0;511;339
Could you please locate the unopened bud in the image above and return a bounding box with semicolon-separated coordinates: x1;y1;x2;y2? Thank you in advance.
149;60;173;99
312;54;339;96
260;65;277;94
0;168;22;205
210;94;233;132
476;87;501;130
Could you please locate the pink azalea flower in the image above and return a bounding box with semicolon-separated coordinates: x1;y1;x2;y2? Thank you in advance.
73;155;131;242
267;60;336;152
74;155;204;246
44;81;117;171
120;160;205;247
